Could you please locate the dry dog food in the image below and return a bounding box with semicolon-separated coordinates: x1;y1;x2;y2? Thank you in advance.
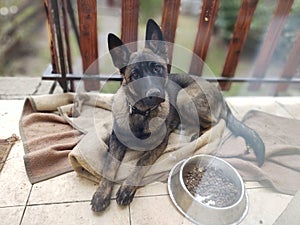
184;166;240;207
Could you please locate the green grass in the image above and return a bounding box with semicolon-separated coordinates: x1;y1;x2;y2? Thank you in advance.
100;81;120;94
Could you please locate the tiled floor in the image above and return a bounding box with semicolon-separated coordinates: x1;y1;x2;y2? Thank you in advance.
0;97;299;225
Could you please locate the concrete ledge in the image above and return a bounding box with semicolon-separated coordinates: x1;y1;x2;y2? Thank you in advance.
0;77;63;99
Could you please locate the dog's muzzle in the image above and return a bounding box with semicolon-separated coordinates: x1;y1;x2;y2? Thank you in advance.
144;88;165;107
146;88;162;98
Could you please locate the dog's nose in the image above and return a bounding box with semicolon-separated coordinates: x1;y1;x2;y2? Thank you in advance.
146;88;161;98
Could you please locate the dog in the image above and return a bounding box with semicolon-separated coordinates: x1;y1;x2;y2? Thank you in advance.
91;19;265;212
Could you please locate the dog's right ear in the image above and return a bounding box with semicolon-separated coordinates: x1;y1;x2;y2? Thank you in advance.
145;19;168;61
108;33;131;72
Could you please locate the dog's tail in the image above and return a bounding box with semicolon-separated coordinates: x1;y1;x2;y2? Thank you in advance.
225;105;265;167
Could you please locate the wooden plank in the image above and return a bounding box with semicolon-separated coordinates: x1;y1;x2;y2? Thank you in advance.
161;0;180;73
77;0;100;91
276;32;300;93
62;0;76;91
51;0;68;92
189;0;220;76
66;0;80;47
121;0;139;51
62;0;72;74
220;0;258;90
44;0;59;74
249;0;294;90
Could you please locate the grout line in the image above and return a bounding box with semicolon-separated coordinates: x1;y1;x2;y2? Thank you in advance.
25;200;91;207
0;205;25;209
16;195;168;208
128;204;132;225
19;185;33;225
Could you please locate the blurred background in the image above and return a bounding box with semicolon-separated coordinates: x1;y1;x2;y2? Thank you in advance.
0;0;299;95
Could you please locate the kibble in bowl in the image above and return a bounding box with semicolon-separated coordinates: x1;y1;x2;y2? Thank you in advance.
184;166;241;208
168;155;248;225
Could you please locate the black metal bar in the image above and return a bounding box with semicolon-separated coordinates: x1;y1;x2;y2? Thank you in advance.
43;73;123;81
42;72;300;84
207;77;300;84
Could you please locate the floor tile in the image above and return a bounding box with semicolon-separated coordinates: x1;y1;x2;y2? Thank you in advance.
130;195;194;225
28;173;127;205
273;189;300;225
131;188;293;225
0;100;24;136
22;201;130;225
28;172;98;205
0;143;32;207
0;206;25;225
240;188;293;225
0;100;32;207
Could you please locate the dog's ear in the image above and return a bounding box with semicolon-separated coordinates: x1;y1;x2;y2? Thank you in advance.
108;33;131;72
145;19;168;61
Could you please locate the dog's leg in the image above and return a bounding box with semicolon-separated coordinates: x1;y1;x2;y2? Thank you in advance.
115;108;179;206
116;135;169;206
91;131;127;212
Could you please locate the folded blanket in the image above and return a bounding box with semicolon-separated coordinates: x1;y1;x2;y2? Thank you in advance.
19;93;224;184
69;114;225;186
65;93;226;186
19;93;300;195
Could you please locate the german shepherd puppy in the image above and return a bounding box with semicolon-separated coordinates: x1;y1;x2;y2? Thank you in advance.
91;19;265;212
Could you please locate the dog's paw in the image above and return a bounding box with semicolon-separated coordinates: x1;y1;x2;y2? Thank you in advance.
91;190;111;212
116;185;137;206
91;179;114;212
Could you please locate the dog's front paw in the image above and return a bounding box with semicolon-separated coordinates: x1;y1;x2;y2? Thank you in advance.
116;185;137;206
91;180;113;212
91;190;111;212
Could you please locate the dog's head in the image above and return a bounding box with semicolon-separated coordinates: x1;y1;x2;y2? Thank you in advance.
108;19;168;112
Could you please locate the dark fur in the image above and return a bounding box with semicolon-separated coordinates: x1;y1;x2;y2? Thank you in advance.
91;19;265;212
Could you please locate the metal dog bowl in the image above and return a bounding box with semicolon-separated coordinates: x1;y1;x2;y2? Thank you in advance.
168;155;248;225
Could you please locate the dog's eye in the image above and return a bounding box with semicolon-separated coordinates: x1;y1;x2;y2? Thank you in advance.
130;69;140;79
152;63;163;74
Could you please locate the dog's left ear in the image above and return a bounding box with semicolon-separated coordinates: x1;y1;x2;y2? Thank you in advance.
108;33;131;73
145;19;168;61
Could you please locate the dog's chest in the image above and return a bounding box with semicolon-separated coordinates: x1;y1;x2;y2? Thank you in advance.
112;87;170;151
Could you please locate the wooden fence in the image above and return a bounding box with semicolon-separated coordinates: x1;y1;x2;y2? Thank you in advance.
42;0;300;94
